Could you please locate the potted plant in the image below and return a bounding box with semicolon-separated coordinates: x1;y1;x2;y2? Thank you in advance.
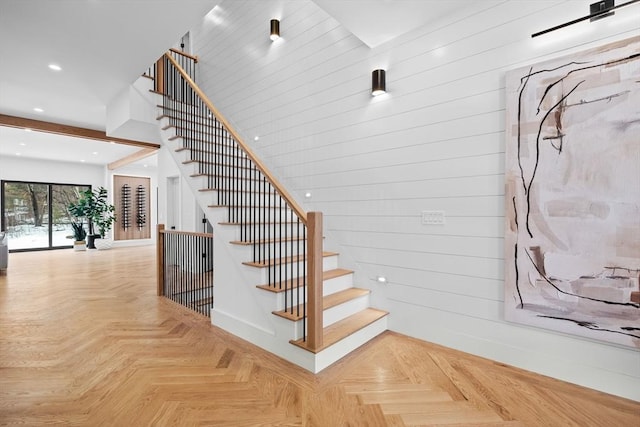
68;221;87;251
68;187;116;249
94;199;116;250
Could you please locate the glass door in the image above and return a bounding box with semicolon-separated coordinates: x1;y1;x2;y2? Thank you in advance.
1;180;90;251
2;182;49;250
51;184;86;248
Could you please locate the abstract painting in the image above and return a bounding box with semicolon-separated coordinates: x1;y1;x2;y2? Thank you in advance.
504;36;640;348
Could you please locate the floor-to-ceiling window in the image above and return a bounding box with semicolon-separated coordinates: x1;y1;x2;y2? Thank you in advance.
1;180;90;251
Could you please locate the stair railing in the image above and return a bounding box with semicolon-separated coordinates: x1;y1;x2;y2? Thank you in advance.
157;224;214;317
156;52;324;350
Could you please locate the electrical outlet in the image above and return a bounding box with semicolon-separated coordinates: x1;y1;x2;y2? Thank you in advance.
421;210;445;225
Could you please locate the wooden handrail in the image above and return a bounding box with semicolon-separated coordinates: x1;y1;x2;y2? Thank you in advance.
163;53;308;224
169;48;199;63
159;229;212;238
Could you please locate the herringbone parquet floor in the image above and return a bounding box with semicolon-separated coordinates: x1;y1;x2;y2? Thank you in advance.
0;246;638;426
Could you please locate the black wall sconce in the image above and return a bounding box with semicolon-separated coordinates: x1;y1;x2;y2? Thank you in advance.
531;0;638;38
270;19;280;41
372;69;386;96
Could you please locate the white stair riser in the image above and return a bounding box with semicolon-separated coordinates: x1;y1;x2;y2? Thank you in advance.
323;295;370;327
209;207;298;224
159;113;229;129
314;317;388;373
186;166;264;182
157;110;220;128
245;255;339;285
202;193;294;209
284;294;372;341
238;241;310;261
268;273;355;310
177;146;251;159
219;222;306;242
323;273;354;295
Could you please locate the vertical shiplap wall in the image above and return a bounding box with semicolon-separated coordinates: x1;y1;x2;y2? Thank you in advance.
191;0;640;399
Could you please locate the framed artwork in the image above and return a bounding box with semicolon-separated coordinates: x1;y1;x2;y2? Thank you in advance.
504;36;640;348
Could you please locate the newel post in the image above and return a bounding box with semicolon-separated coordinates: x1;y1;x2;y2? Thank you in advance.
155;57;165;94
307;212;323;350
157;224;165;296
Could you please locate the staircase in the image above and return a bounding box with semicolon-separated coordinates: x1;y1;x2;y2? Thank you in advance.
153;51;387;372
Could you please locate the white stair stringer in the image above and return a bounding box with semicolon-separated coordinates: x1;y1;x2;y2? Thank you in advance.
155;95;388;373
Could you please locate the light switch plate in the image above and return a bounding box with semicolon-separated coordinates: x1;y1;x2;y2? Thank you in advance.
422;210;445;225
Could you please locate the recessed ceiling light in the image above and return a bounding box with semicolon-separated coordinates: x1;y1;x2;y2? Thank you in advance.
19;142;26;146
24;128;32;132
254;136;260;141
48;64;62;71
15;152;21;156
33;107;44;113
80;159;85;163
143;164;148;168
92;151;98;155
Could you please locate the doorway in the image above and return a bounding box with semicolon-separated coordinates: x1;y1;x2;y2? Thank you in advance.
166;176;179;230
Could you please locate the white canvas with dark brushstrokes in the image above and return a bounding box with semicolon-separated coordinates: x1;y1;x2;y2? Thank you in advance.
504;36;640;348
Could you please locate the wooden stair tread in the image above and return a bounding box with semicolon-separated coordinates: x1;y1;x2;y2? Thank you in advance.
185;161;254;171
156;105;208;119
197;176;263;187
169;134;235;145
183;157;250;166
154;97;203;109
163;123;217;132
198;188;276;196
243;252;338;268
230;236;305;246
159;115;215;125
176;146;239;155
273;288;370;321
290;308;388;353
174;138;235;149
193;296;214;306
176;145;239;153
208;204;289;209
180;151;247;161
257;268;353;293
219;220;300;226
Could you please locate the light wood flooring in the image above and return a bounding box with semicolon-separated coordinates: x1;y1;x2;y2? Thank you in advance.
0;246;638;426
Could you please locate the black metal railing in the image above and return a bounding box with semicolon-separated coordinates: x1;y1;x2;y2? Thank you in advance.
158;225;213;317
148;49;198;95
154;52;324;347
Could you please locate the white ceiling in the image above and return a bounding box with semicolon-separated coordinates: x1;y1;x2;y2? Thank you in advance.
0;0;485;169
313;0;488;48
0;126;152;167
0;0;218;168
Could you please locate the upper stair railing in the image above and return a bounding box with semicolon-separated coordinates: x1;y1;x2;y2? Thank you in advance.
155;50;324;350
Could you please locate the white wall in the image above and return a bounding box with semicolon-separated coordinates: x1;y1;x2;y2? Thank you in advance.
156;146;200;233
0;155;105;189
190;0;640;400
